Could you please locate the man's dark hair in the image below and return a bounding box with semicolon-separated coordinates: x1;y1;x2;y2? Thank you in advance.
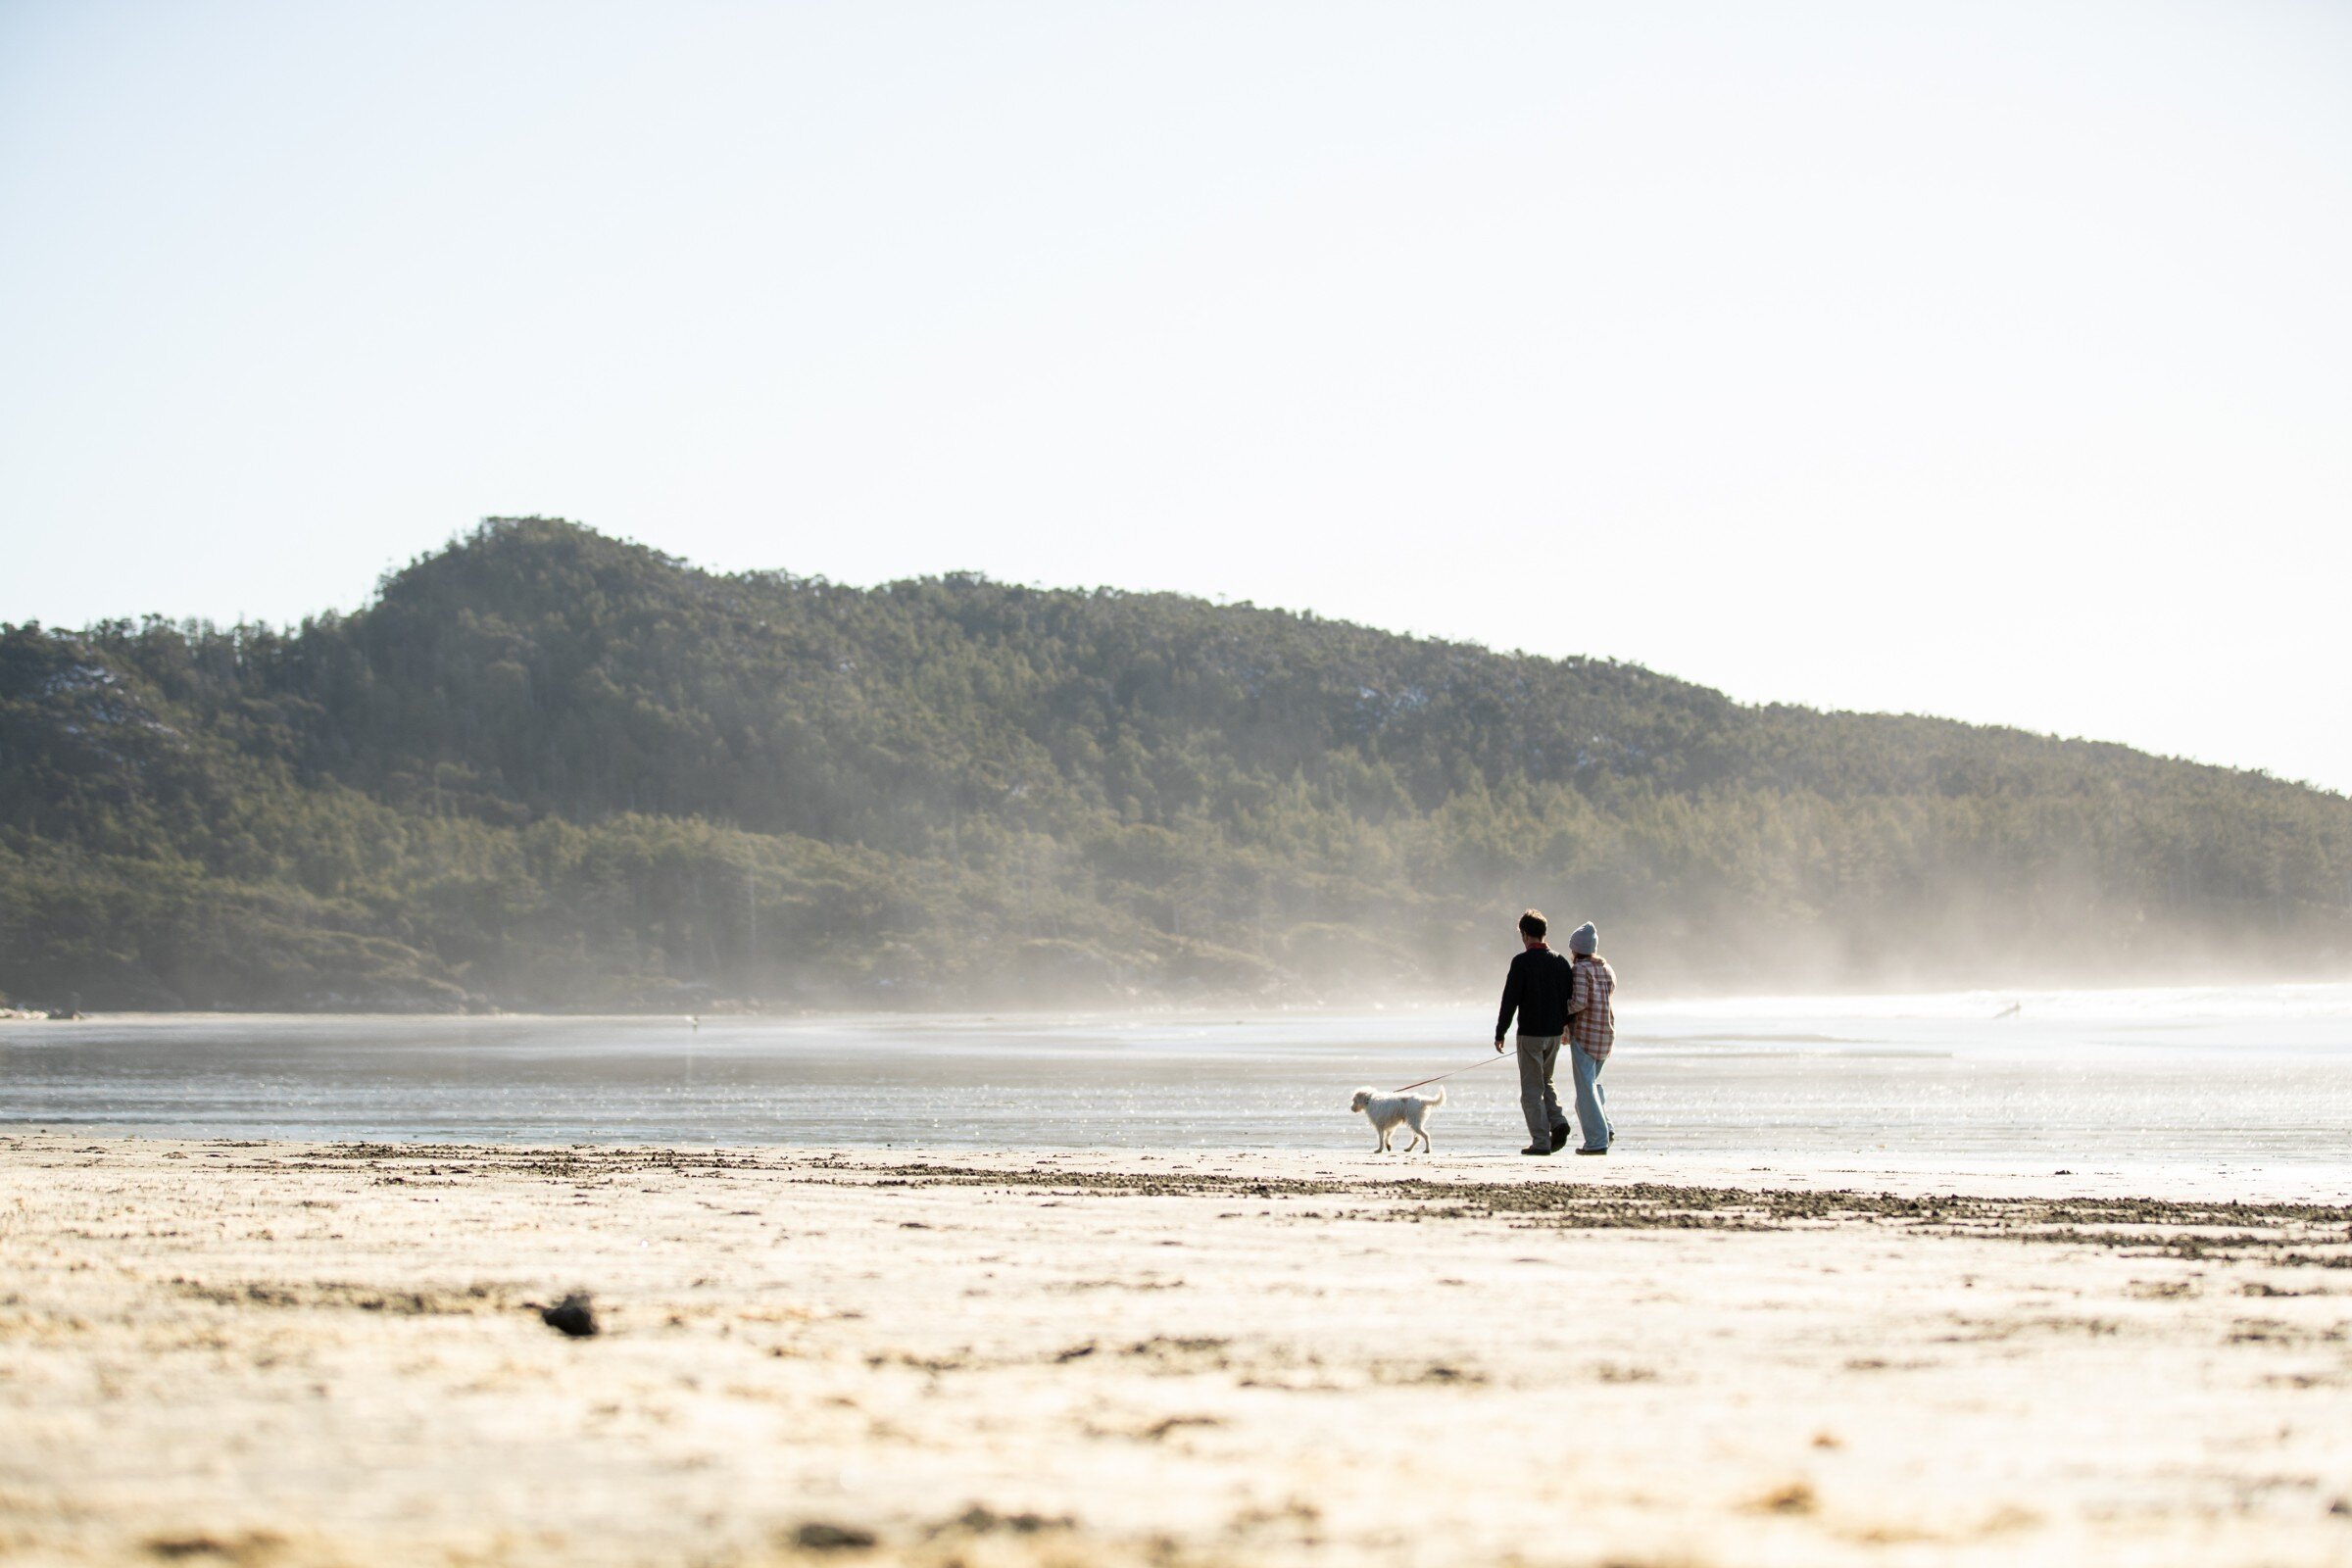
1518;909;1547;940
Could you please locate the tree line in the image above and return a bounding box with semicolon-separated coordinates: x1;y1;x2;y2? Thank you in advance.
3;517;2346;1010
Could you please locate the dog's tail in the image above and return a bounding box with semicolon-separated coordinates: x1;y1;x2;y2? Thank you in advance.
1422;1086;1446;1106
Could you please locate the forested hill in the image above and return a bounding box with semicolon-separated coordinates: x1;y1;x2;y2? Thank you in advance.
4;517;2348;1011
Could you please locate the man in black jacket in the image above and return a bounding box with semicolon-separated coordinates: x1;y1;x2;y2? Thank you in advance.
1494;908;1576;1154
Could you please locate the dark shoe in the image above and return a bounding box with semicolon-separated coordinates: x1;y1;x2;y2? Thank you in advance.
1549;1126;1570;1152
1519;1144;1553;1156
1574;1146;1609;1156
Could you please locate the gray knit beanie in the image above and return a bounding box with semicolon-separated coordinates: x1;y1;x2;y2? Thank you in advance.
1567;922;1598;956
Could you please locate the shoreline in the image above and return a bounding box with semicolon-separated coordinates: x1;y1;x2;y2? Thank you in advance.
7;1135;2352;1566
11;1132;2352;1203
7;975;2351;1027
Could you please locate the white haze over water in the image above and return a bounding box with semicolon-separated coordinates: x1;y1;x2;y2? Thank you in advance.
3;983;2347;1164
1651;981;2352;1029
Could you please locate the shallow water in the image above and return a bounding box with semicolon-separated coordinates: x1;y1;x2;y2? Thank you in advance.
4;983;2350;1160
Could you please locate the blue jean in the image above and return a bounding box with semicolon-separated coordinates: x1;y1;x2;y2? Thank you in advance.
1570;1044;1611;1151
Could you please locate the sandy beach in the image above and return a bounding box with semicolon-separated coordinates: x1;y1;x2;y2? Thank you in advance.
4;1135;2351;1568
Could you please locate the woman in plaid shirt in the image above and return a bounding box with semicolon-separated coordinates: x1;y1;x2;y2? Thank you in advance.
1564;922;1615;1154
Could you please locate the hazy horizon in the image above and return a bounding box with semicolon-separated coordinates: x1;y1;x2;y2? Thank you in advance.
17;973;2352;1022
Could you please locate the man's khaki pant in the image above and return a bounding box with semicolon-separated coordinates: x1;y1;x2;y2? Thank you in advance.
1515;1033;1571;1149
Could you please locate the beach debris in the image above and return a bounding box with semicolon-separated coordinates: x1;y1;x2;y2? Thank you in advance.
536;1293;598;1338
1750;1481;1818;1515
143;1530;283;1561
933;1505;1073;1537
790;1521;877;1551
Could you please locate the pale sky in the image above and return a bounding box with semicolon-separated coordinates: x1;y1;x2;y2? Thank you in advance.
4;2;2348;792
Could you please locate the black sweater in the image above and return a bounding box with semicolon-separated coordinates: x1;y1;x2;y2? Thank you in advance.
1495;946;1575;1041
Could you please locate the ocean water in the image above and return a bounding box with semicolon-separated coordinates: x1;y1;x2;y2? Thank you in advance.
3;983;2350;1161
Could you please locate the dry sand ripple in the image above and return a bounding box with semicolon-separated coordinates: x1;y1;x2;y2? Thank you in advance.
4;1135;2351;1567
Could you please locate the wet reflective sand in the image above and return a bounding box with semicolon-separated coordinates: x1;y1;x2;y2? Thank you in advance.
6;982;2349;1161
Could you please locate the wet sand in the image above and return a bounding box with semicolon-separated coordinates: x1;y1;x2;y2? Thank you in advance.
4;1135;2351;1567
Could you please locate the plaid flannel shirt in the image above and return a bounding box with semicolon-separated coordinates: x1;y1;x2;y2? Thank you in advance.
1567;956;1616;1059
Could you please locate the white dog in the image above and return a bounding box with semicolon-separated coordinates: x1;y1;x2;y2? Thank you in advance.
1349;1085;1446;1152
